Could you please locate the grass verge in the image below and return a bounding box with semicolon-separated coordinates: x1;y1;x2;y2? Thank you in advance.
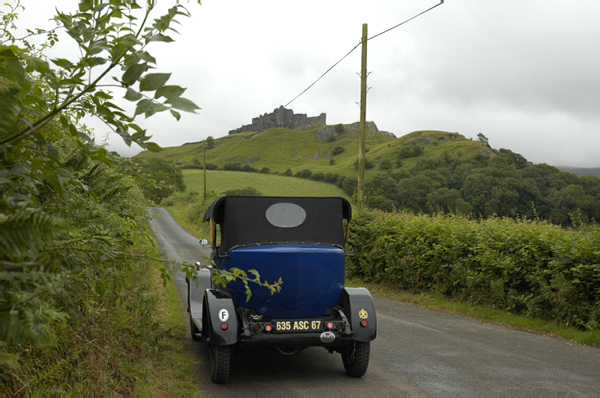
132;262;200;394
347;277;600;347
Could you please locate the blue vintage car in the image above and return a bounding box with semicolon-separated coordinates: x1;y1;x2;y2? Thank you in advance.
187;196;377;383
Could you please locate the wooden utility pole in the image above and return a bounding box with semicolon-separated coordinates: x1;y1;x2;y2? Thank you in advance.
203;139;207;201
358;23;368;211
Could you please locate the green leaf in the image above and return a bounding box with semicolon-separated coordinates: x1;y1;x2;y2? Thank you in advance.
116;128;133;147
124;88;142;101
145;102;168;118
136;51;157;64
155;85;186;100
78;131;92;142
80;57;108;67
45;144;59;160
1;49;25;85
144;142;163;152
165;96;200;113
146;33;174;43
170;109;181;121
139;73;171;92
134;99;152;116
22;55;49;73
42;168;63;195
122;62;149;87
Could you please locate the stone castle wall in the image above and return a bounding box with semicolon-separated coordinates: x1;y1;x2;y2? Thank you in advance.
229;106;326;135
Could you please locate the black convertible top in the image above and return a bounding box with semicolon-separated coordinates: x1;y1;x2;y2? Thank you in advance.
203;196;352;255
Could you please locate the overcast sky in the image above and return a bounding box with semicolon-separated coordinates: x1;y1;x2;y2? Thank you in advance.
13;0;600;167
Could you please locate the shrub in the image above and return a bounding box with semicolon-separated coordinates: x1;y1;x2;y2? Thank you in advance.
295;169;312;179
240;164;258;173
342;177;358;196
310;172;325;181
347;209;600;330
260;167;271;174
398;145;423;159
224;162;241;171
379;159;392;170
324;173;340;183
331;146;345;156
181;162;218;170
368;195;396;212
223;186;262;196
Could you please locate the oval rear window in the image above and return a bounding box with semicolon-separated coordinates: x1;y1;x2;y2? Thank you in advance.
265;203;306;228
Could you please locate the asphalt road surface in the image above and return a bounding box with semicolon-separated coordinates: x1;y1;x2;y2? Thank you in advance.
147;207;600;395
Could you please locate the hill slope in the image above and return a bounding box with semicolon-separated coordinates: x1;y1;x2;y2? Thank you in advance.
134;125;492;178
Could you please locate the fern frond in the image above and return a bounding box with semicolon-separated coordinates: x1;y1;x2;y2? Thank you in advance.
0;198;68;260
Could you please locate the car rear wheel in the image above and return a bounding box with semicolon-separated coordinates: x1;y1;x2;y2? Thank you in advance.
341;340;370;377
190;316;202;341
208;342;232;383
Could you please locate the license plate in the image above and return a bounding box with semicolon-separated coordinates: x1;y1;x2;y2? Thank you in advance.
273;319;322;333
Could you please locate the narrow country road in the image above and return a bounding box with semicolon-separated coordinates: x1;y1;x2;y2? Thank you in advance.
147;207;600;395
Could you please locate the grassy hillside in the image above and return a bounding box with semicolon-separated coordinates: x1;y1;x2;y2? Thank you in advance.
183;169;349;198
134;127;490;178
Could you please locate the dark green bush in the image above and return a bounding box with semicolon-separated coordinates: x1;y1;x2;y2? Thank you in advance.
224;162;241;171
324;173;340;183
295;169;312;179
223;186;262;196
398;145;423;159
310;172;325;181
331;146;345;156
240;164;258;173
348;209;600;330
181;162;218;170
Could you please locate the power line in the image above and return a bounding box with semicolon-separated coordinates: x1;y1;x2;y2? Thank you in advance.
367;0;444;42
284;42;361;108
284;0;444;108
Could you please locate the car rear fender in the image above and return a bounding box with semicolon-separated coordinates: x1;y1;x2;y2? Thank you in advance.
204;289;239;345
341;287;377;342
187;268;212;331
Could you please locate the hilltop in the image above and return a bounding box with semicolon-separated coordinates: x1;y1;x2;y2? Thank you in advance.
134;123;493;178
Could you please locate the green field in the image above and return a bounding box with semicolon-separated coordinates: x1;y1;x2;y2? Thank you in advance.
183;169;350;198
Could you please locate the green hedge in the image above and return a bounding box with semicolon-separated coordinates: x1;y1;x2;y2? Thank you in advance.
347;209;600;330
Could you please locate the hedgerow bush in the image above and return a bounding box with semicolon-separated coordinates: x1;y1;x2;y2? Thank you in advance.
348;209;600;330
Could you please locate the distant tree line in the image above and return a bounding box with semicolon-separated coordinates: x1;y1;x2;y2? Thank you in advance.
364;149;600;226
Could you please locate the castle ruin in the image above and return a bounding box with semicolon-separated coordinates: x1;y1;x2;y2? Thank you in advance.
228;106;326;135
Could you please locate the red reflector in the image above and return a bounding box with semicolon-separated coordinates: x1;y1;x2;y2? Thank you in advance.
360;320;368;327
327;322;334;329
221;322;228;330
265;325;272;332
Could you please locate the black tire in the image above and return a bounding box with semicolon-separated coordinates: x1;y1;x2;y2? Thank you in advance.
208;342;232;383
341;340;370;377
190;316;201;341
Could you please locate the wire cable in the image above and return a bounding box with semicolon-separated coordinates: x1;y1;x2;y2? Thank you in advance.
368;0;443;42
284;42;361;108
284;0;444;108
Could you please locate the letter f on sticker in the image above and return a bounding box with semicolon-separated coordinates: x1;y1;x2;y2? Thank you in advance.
218;309;229;322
